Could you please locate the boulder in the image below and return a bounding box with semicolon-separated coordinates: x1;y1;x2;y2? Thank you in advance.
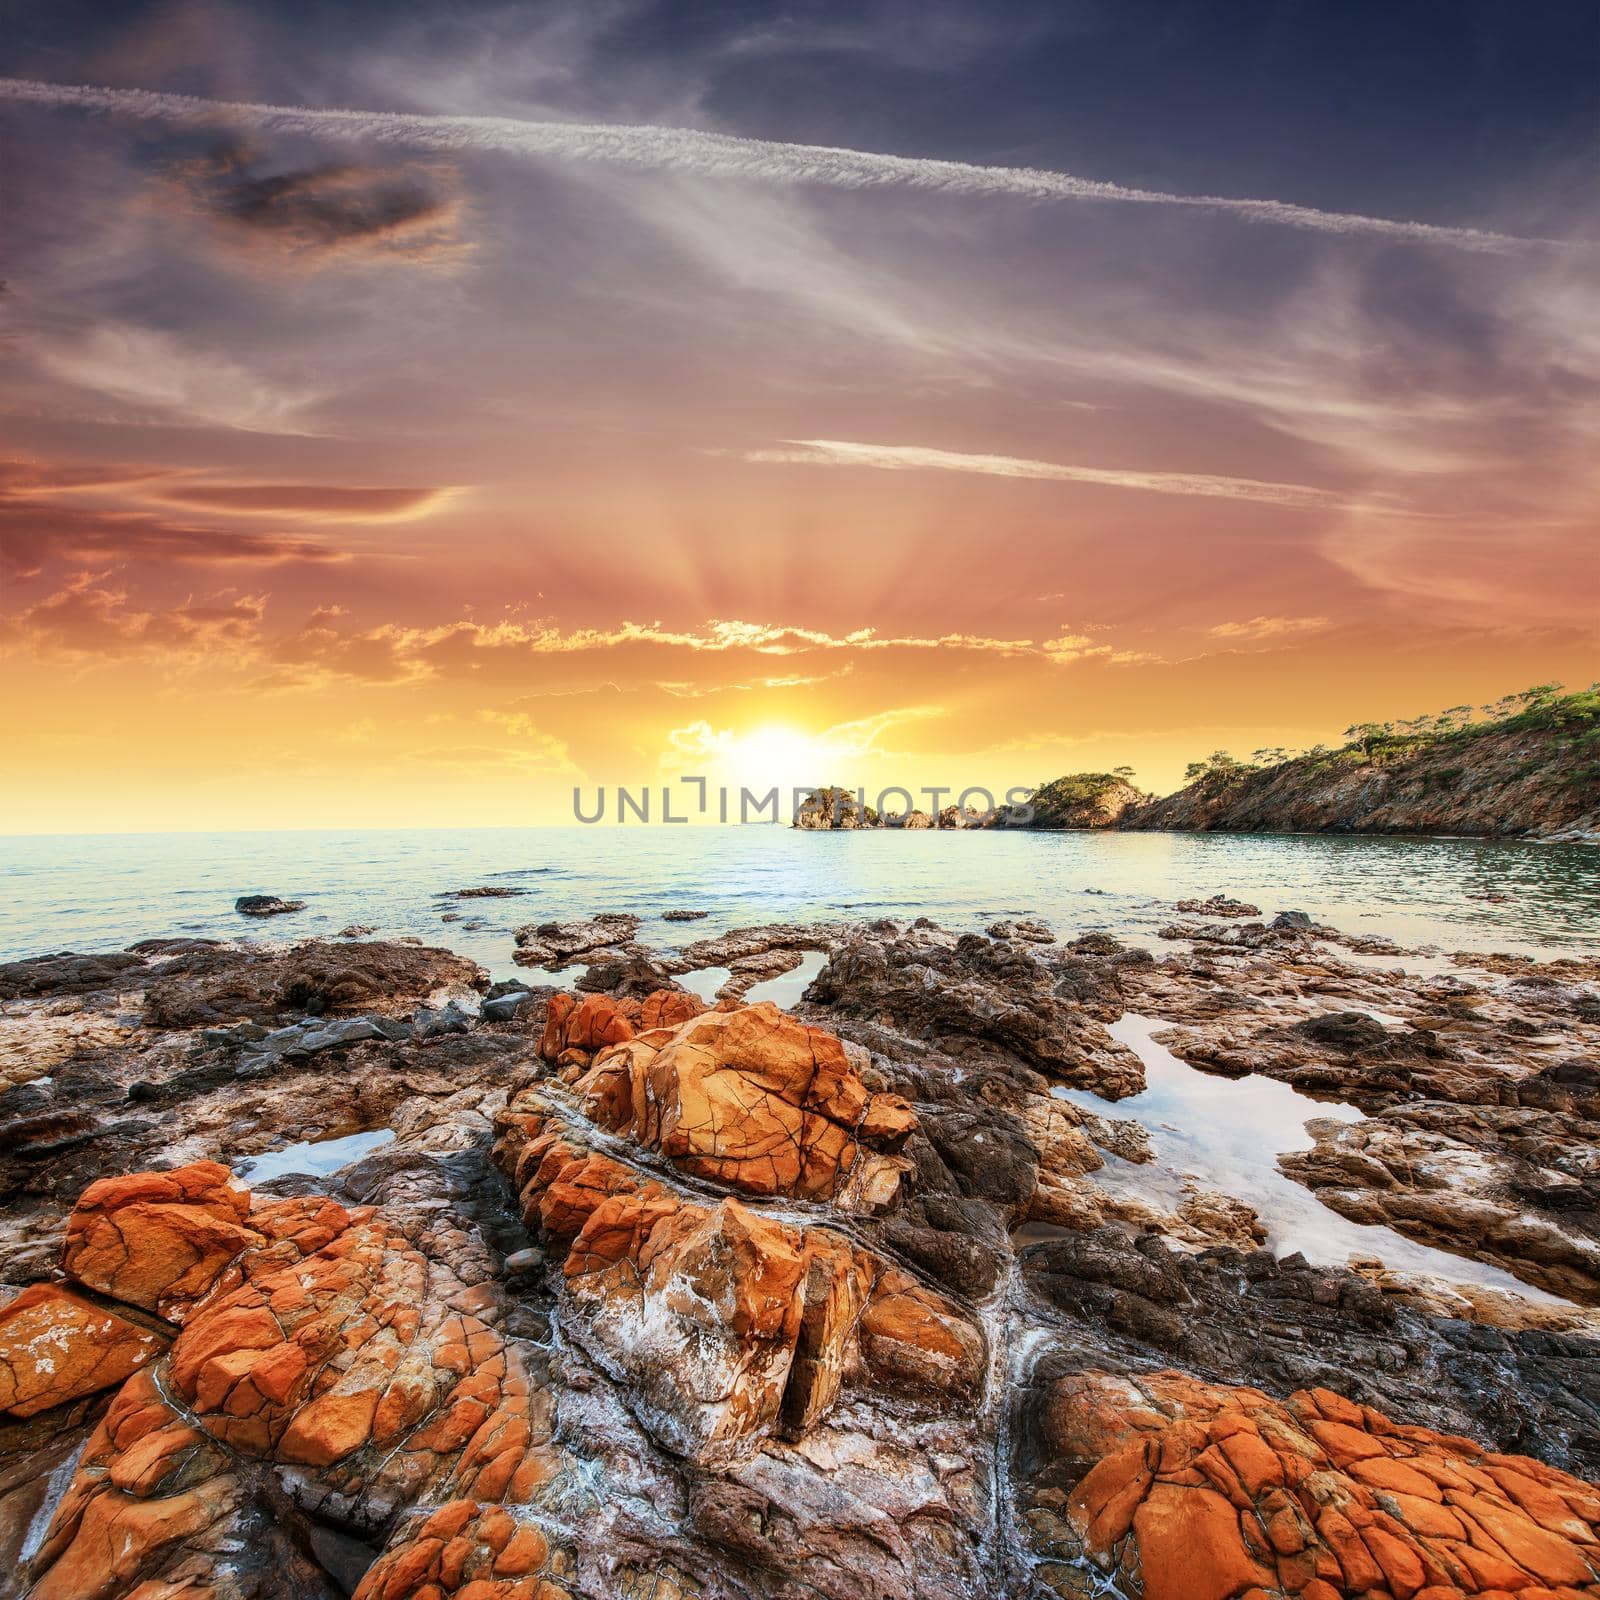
61;1159;262;1318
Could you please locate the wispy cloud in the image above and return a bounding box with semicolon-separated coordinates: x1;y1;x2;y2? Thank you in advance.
744;438;1368;511
1208;615;1331;642
30;323;321;434
0;77;1570;255
153;484;453;519
169;141;468;269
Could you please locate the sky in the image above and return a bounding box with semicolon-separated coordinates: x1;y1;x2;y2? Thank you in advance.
1;0;1596;831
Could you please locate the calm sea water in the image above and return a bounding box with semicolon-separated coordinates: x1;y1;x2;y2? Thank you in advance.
2;827;1596;977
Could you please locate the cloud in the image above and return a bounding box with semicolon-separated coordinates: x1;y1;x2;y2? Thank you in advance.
1208;615;1332;642
0;497;349;580
0;460;173;495
0;575;266;659
744;438;1369;511
29;323;321;434
152;483;452;519
246;613;1065;691
1042;631;1157;665
0;77;1570;256
171;142;466;266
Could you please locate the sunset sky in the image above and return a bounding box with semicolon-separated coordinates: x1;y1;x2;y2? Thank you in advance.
1;1;1597;832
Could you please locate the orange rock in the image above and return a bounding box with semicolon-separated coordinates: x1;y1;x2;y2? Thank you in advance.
1132;1481;1274;1600
778;1232;873;1437
61;1160;262;1317
353;1502;569;1600
1027;1370;1600;1600
565;1195;805;1460
858;1268;985;1400
0;1282;166;1417
278;1388;381;1466
539;992;635;1066
638;988;705;1029
571;1001;915;1206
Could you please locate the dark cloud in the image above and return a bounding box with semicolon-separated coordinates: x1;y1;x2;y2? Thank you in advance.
173;142;465;265
0;500;349;579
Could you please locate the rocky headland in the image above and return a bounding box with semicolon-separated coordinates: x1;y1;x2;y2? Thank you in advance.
796;686;1600;839
2;903;1599;1599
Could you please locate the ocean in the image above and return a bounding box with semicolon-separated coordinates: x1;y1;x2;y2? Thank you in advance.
3;825;1596;974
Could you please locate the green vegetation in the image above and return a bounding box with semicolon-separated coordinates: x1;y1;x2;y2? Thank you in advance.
1178;682;1600;792
1028;770;1140;826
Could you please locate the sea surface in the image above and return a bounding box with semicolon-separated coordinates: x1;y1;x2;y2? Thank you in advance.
2;826;1596;975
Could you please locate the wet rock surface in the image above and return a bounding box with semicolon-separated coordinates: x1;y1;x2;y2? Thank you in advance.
1119;909;1600;1304
0;912;1597;1599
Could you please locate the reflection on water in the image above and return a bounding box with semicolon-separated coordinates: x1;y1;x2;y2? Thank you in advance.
3;826;1596;973
679;966;733;1003
743;950;830;1008
234;1128;394;1184
1058;1016;1564;1302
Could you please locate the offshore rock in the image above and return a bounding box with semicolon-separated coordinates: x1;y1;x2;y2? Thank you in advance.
511;913;643;969
234;895;306;917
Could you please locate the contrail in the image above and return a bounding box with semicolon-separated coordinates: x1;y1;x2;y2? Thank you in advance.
745;438;1423;513
0;76;1564;255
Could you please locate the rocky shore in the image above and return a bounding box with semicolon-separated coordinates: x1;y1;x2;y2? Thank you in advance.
1;903;1598;1598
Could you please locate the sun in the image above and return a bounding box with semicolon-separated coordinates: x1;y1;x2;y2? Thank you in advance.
731;724;838;792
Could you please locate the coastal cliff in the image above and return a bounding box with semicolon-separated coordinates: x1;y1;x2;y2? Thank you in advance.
1121;687;1600;840
794;686;1599;840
